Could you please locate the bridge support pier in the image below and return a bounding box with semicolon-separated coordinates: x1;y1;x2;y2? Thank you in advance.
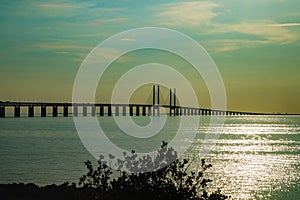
0;106;5;118
136;106;140;116
41;106;46;117
100;106;104;116
83;105;87;117
115;106;119;116
63;105;68;117
148;106;152;116
91;106;96;116
129;106;133;116
28;106;34;117
14;106;20;117
108;105;112;116
122;106;126;116
73;105;78;117
53;106;57;117
142;106;146;116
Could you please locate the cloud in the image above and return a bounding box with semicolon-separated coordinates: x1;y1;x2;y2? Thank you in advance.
119;38;136;42
37;2;90;10
203;20;299;52
35;42;92;52
32;42;92;61
13;0;126;21
33;42;128;63
269;23;300;27
155;1;220;27
34;2;90;17
55;51;69;54
153;1;299;52
203;39;269;53
209;20;298;44
152;1;299;52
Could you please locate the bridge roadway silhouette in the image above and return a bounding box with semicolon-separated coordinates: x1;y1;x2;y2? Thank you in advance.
0;85;263;118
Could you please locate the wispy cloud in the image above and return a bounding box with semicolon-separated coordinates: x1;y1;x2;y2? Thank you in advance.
269;23;300;27
35;42;92;51
155;1;220;27
209;20;298;44
203;39;269;53
34;1;126;18
153;1;299;52
12;0;126;23
203;20;299;52
119;38;136;42
33;42;93;62
37;2;90;9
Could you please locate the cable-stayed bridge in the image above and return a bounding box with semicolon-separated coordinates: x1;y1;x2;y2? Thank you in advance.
0;85;265;118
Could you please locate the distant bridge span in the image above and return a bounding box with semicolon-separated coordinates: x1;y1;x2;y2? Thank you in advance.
0;85;265;117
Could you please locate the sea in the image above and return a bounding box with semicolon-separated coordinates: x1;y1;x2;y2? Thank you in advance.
0;115;299;199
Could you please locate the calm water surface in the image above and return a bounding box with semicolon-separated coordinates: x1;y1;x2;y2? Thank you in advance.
0;115;299;199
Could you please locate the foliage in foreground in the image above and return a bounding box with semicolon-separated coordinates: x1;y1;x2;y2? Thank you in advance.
79;142;229;200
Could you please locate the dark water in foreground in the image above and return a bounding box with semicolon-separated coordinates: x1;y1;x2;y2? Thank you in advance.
0;116;299;199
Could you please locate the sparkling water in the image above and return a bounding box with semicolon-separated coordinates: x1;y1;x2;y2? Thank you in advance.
0;116;299;199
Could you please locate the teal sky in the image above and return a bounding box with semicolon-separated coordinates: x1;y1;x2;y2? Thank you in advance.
0;0;299;113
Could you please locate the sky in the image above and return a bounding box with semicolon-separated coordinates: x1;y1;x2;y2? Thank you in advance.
0;0;299;114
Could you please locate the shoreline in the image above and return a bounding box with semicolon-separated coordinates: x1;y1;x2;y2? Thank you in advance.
0;182;90;200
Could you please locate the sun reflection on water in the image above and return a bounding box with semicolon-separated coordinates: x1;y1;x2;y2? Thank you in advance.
186;115;300;199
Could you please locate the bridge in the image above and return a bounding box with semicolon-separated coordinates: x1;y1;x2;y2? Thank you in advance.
0;85;263;118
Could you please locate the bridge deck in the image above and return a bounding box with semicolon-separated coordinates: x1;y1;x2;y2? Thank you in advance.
0;101;266;117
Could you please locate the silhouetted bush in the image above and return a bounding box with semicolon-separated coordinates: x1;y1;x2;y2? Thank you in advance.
0;182;82;200
79;141;229;200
